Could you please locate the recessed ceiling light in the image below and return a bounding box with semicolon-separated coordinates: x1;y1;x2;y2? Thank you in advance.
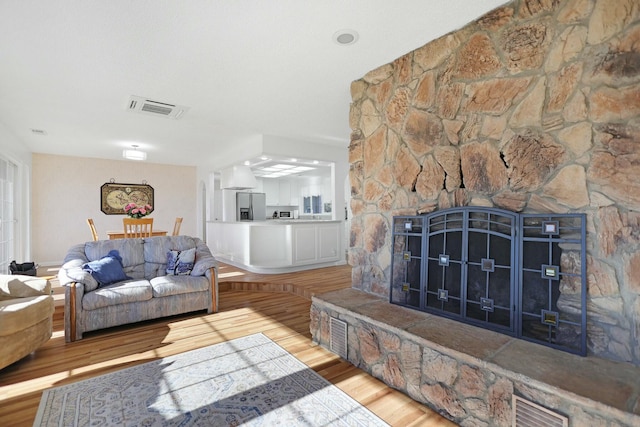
313;160;319;164
333;29;359;45
291;158;297;162
244;160;251;166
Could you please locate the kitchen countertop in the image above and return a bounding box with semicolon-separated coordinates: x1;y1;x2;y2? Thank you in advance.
208;219;342;224
266;219;341;223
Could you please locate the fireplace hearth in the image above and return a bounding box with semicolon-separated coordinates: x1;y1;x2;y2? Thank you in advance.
390;207;586;355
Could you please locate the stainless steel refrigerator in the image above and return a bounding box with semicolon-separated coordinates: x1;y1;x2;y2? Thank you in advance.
236;192;266;221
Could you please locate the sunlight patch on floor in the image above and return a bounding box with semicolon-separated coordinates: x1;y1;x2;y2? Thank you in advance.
219;271;246;278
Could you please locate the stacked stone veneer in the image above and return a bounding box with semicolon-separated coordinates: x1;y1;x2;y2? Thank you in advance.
310;290;640;426
348;0;640;365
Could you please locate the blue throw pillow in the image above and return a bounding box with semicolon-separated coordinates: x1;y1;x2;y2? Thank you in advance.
166;248;195;276
83;249;129;287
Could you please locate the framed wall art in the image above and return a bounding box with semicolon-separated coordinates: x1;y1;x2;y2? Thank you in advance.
100;182;154;215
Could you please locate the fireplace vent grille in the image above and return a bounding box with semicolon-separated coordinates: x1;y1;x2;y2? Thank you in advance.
329;317;347;359
512;395;568;427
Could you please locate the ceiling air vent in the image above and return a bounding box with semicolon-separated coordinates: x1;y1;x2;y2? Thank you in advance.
127;95;189;119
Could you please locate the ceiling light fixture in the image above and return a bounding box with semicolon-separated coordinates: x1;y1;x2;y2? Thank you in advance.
123;144;147;161
333;29;359;46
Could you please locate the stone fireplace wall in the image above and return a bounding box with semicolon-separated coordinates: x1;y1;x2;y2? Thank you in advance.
348;0;640;365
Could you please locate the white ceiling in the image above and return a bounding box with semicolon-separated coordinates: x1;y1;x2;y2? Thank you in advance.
0;0;506;168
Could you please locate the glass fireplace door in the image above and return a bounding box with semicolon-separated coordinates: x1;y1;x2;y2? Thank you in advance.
423;208;517;333
389;216;424;309
425;210;464;316
464;211;517;332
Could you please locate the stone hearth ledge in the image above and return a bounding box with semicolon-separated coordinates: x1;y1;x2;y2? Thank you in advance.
311;288;640;426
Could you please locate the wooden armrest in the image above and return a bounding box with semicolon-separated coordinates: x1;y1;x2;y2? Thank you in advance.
209;267;218;313
67;282;78;342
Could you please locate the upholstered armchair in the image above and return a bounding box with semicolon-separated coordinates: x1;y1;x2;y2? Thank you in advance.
0;275;54;370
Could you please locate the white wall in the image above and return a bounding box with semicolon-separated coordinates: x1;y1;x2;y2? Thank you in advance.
32;153;197;265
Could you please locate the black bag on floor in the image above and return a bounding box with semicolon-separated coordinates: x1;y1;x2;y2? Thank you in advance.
9;260;37;276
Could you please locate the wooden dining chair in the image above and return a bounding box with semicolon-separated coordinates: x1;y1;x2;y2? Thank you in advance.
87;218;99;241
123;218;154;238
172;217;183;236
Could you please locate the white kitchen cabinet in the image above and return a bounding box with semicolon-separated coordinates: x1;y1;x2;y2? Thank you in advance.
278;180;291;206
263;179;279;205
317;223;341;261
292;225;316;264
289;178;300;206
265;178;301;207
207;220;344;273
292;222;341;266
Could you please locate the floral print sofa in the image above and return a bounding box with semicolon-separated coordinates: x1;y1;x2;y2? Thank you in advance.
58;236;218;342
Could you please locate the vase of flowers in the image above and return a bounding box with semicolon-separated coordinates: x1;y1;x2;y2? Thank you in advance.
124;203;153;219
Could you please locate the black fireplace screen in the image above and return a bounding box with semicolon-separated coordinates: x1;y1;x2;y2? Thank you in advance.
390;207;586;356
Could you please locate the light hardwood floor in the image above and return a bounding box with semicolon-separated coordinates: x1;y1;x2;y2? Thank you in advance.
0;264;454;426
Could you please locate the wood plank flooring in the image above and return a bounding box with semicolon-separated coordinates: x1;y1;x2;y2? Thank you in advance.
217;262;355;299
0;264;454;426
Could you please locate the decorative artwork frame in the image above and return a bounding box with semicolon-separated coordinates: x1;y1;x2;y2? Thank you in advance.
100;182;154;215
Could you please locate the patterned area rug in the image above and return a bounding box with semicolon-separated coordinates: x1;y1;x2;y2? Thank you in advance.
34;333;388;426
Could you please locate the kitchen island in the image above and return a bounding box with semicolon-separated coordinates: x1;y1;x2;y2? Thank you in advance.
206;220;346;273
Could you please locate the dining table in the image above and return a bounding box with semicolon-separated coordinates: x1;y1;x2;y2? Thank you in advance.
106;230;168;240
